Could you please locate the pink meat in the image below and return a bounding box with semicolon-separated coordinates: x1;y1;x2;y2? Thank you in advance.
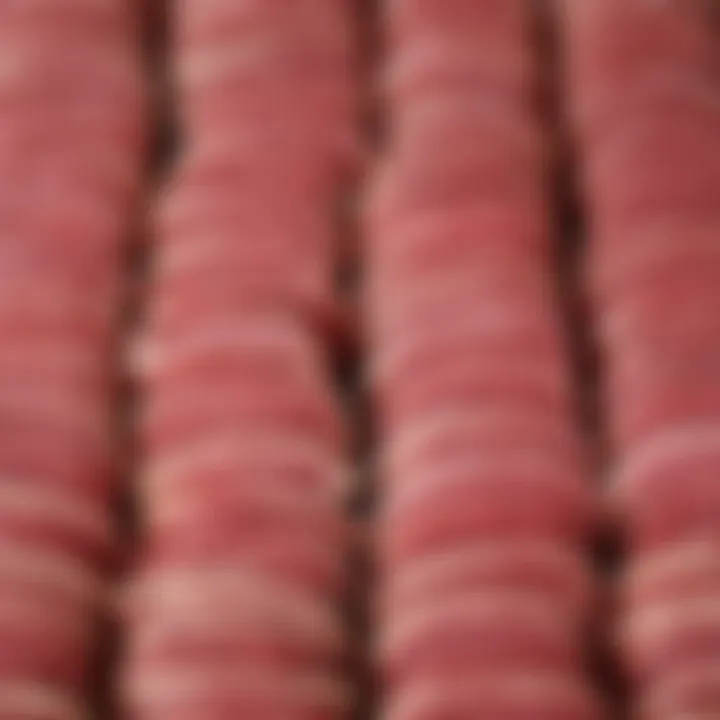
0;0;145;712
558;0;720;713
141;378;344;454
380;470;594;565
381;594;584;684
379;542;595;625
557;0;717;140
384;674;603;720
369;1;602;718
640;664;720;719
623;541;720;610
120;2;356;719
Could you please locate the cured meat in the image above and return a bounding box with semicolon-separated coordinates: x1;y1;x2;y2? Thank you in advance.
378;541;595;625
368;2;603;719
0;0;145;715
557;0;720;715
384;674;603;720
119;2;357;720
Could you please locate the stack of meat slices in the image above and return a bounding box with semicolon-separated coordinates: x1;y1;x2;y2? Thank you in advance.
120;2;357;720
0;0;143;720
0;1;146;719
147;0;362;349
558;0;720;717
366;2;604;719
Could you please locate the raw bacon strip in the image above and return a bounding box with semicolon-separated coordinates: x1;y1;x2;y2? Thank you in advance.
120;3;357;720
0;0;146;715
367;2;603;719
556;0;720;715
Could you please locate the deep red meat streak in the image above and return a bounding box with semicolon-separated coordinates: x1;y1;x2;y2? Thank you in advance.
120;2;358;720
0;0;145;718
556;0;720;717
366;1;604;719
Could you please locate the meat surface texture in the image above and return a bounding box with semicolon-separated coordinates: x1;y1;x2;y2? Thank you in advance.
0;1;146;718
556;0;720;717
366;2;604;719
119;2;358;720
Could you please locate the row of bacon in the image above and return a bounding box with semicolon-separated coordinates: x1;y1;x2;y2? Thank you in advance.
0;2;719;720
0;1;145;719
561;1;720;718
121;2;359;720
366;2;605;719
